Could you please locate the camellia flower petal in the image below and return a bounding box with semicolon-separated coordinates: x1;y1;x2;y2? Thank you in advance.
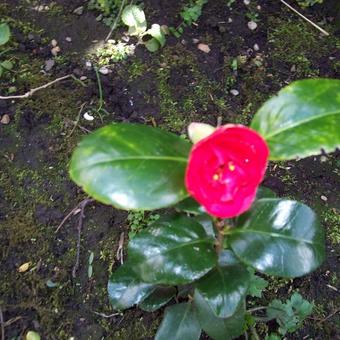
185;124;269;218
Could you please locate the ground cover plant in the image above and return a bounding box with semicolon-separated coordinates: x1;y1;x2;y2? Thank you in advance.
0;0;339;339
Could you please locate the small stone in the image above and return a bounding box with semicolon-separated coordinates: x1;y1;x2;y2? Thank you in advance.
44;59;55;72
320;155;327;162
51;39;58;47
99;67;110;75
83;112;94;121
192;38;200;44
73;6;84;15
253;43;260;51
244;0;250;5
28;33;35;41
65;37;72;43
80;76;87;81
197;43;211;53
228;18;233;23
85;61;92;69
321;195;328;202
230;89;239;96
248;21;258;30
51;46;61;56
0;114;10;125
290;65;296;72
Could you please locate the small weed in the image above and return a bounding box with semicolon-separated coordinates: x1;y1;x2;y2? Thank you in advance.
127;211;160;239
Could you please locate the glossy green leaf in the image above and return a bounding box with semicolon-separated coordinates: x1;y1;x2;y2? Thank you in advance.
256;186;276;200
108;265;155;310
69;123;191;210
0;23;10;46
155;302;201;340
122;5;146;27
175;197;206;215
128;215;217;284
194;291;246;340
229;199;325;277
251;79;340;160
195;250;250;318
194;214;215;238
139;286;176;312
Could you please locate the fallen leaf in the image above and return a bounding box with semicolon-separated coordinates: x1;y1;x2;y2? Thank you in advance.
18;262;31;273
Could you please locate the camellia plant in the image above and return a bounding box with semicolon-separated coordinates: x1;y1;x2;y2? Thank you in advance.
69;79;340;339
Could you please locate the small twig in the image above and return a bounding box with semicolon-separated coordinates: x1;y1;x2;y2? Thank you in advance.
105;0;127;42
280;0;330;36
63;117;91;134
4;316;22;328
0;75;73;100
0;306;5;340
116;232;125;265
316;309;339;325
56;206;81;233
68;102;87;138
93;311;121;318
72;199;95;278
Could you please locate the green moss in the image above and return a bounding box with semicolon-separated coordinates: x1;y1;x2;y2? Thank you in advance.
322;208;340;245
268;18;321;77
112;317;160;339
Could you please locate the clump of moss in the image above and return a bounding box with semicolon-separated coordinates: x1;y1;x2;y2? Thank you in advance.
322;208;340;245
268;18;322;77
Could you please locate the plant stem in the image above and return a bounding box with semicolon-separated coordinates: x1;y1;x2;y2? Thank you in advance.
250;325;260;340
214;219;225;254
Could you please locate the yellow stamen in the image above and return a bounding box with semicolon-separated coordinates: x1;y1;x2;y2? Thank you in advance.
213;174;220;181
228;161;236;172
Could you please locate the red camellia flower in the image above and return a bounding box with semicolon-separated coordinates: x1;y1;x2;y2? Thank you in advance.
185;124;269;218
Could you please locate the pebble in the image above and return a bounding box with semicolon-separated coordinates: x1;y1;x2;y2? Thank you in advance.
83;112;94;121
99;67;110;75
248;21;258;30
65;37;72;43
51;46;61;56
0;114;10;125
192;38;200;44
73;6;84;15
197;43;211;53
85;61;92;69
51;39;58;47
230;89;239;96
253;43;260;51
321;195;328;202
244;0;250;5
44;59;55;72
290;65;296;72
228;18;233;23
80;76;87;81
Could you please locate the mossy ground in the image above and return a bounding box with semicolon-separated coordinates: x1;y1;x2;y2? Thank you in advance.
0;0;339;339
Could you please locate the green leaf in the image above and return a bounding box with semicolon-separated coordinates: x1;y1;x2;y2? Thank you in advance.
69;123;191;210
175;197;206;215
247;267;268;298
139;286;176;312
0;23;10;46
145;38;160;52
146;24;166;47
195;250;250;318
256;186;276;200
1;60;13;70
251;79;340;160
194;214;215;238
122;5;146;27
265;334;281;340
267;292;313;335
229;199;325;277
108;265;155;310
194;291;246;340
128;215;217;285
155;302;201;340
